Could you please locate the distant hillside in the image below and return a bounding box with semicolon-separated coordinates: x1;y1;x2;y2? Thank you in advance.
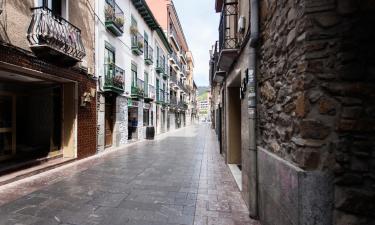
197;86;209;101
197;86;209;96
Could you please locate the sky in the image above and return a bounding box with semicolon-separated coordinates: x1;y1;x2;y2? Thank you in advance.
173;0;220;87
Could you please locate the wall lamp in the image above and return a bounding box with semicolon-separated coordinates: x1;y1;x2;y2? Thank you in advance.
81;88;96;107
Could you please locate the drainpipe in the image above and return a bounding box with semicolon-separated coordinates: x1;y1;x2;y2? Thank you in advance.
248;0;259;219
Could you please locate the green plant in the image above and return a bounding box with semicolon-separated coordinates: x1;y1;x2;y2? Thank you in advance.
130;25;138;34
114;17;124;27
137;40;144;48
105;5;115;20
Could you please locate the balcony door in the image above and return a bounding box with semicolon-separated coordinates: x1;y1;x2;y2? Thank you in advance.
104;45;115;81
131;63;138;88
37;0;67;18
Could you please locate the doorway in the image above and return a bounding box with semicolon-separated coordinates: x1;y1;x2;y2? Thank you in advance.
105;96;115;148
227;86;242;190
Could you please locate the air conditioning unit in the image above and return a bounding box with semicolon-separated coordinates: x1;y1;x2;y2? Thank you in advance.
238;16;246;33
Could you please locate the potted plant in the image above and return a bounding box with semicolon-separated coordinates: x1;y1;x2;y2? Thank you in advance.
105;5;115;20
113;75;124;87
114;17;124;27
130;25;138;34
137;40;144;49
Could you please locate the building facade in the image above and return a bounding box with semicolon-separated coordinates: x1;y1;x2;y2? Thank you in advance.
146;0;195;130
0;0;196;181
210;0;375;225
95;0;172;152
0;0;97;170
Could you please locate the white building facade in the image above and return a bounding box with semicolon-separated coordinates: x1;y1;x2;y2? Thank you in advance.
95;0;172;152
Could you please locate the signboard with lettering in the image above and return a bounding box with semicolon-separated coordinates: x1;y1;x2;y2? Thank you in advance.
128;99;139;107
144;103;151;109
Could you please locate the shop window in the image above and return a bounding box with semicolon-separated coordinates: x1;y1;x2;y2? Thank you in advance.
143;109;149;126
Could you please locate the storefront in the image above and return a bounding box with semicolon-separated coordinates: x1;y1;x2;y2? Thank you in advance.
0;68;80;168
128;99;141;140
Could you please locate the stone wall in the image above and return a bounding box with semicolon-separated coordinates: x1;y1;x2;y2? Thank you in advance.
304;1;375;224
97;94;105;153
258;0;375;224
114;96;128;146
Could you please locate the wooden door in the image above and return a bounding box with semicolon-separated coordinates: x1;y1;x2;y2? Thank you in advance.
105;103;114;148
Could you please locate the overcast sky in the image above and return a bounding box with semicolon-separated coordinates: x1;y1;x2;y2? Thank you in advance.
173;0;220;87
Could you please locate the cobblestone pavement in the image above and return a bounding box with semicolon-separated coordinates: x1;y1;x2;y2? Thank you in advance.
0;125;259;225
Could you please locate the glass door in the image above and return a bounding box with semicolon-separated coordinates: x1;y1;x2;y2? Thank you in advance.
0;95;16;160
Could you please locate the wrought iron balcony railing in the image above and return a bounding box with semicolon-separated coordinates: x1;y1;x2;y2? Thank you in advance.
131;28;144;55
170;96;178;107
218;1;239;51
145;45;153;65
169;51;178;64
169;26;179;49
179;51;187;64
178;81;188;93
157;89;165;103
105;0;124;36
147;85;156;100
27;7;86;64
170;74;178;84
156;56;166;74
131;78;145;98
103;63;125;94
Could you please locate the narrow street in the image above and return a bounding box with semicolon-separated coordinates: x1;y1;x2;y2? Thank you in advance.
0;125;259;225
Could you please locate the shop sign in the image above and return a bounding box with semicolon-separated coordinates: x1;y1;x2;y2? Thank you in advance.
128;99;139;107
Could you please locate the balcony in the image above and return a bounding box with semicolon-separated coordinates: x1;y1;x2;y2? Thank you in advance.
162;66;169;80
169;52;178;65
144;84;155;102
156;56;165;74
103;63;125;94
170;74;178;89
210;41;226;83
170;96;178;108
105;0;124;36
131;78;144;99
169;26;179;50
178;101;188;110
144;46;153;65
179;52;187;64
156;89;165;105
217;1;239;72
178;81;188;93
131;28;144;55
27;7;86;65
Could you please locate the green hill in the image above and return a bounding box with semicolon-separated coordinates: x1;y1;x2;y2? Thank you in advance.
197;86;209;101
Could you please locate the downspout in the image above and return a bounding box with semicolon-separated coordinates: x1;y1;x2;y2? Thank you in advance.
248;0;259;219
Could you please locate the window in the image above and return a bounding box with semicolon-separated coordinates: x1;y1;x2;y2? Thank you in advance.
144;32;149;58
156;79;160;100
143;109;149;126
37;0;65;17
131;16;137;27
144;72;149;95
131;63;137;87
105;43;115;64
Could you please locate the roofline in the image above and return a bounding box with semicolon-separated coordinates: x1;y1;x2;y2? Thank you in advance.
131;0;172;53
167;1;189;51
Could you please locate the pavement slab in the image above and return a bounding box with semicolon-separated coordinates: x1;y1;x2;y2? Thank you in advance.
0;124;259;225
